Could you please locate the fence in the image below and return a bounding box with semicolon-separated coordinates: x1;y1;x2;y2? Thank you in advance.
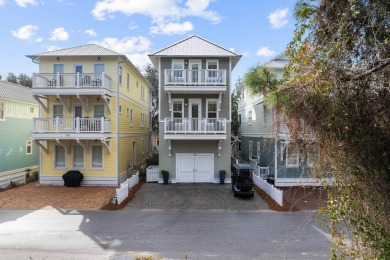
249;159;269;180
146;166;159;182
253;174;283;206
115;171;139;204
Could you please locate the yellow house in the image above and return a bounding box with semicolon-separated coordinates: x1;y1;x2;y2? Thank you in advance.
27;44;152;185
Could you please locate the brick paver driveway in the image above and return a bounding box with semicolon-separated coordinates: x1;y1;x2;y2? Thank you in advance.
123;183;269;211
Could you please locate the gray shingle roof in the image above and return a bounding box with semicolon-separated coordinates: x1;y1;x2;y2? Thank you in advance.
26;44;123;59
0;81;37;104
149;35;242;69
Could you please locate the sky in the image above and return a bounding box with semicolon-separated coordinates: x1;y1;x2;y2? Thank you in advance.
0;0;298;88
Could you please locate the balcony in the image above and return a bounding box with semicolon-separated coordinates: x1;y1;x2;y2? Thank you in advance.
32;73;112;96
32;117;111;140
164;69;227;93
164;118;227;140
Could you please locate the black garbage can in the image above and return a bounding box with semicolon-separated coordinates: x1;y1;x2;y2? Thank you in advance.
62;170;84;187
266;175;275;185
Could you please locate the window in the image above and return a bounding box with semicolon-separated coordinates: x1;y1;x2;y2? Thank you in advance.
141;113;144;127
248;110;252;125
127;73;130;91
91;145;103;168
53;64;64;73
287;144;300;167
126;108;130;116
30;106;34;113
249;140;253;160
94;64;105;74
73;145;84;168
207;99;218;118
54;145;66;168
130;109;133;126
119;66;122;84
26;140;32;155
172;59;184;79
238;114;241;126
256;141;261;161
172;100;183;118
207;59;219;79
93;104;105;118
142;140;145;154
306;144;318;167
263;105;272;125
141;85;144;100
53;105;64;118
0;102;4;120
119;104;122;114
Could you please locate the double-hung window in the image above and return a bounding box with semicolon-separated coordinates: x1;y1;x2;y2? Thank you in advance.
26;140;32;155
91;145;103;168
172;59;184;82
287;144;300;168
54;145;66;168
93;104;105;118
0;102;4;120
172;100;183;118
206;99;218;118
73;145;84;168
206;60;219;82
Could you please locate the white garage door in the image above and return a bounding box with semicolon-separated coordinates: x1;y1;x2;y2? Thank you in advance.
177;154;214;183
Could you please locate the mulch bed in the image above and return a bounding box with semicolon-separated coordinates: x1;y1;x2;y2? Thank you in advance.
100;181;144;210
255;185;328;211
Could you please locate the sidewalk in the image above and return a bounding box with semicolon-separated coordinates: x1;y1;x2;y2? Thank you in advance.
0;181;116;210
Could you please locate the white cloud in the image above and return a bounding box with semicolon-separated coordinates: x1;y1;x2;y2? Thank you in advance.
49;27;69;41
91;0;220;35
11;24;38;40
46;45;61;52
15;0;38;8
85;29;97;37
127;53;151;72
268;8;289;29
128;22;138;30
36;37;43;42
0;0;6;6
91;36;151;54
256;46;276;57
150;21;193;35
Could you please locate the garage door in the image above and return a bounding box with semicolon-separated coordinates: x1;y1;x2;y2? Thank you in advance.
177;154;214;183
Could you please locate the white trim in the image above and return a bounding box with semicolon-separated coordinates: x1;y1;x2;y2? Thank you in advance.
172;59;184;69
206;59;219;70
188;98;201;119
26;140;33;155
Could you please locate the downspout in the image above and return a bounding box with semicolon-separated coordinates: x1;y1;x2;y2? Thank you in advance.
274;112;278;182
116;59;123;184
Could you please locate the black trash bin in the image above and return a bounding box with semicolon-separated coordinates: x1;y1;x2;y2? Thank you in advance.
62;170;84;187
266;175;275;185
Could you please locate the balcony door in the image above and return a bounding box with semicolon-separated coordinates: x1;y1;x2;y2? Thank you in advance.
75;65;83;86
189;59;201;83
73;105;84;131
188;99;201;132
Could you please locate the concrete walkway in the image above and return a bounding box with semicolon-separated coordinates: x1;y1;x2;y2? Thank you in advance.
123;183;269;211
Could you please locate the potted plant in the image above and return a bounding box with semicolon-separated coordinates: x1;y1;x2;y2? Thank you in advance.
161;170;169;184
219;170;226;184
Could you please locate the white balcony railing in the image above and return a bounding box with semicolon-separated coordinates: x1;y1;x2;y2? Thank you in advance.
164;118;226;134
165;69;226;85
33;117;111;133
32;73;112;90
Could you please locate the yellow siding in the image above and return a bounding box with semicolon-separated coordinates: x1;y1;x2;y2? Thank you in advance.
37;52;151;183
40;139;117;178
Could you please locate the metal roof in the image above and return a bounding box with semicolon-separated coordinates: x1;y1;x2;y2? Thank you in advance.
26;44;123;59
262;51;289;69
0;81;37;104
149;35;242;70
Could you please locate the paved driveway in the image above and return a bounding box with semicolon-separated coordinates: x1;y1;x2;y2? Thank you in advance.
123;183;269;211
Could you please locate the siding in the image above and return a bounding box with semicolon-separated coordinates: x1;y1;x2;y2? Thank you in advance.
0;118;39;173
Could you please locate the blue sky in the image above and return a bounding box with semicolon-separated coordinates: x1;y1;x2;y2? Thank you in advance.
0;0;297;86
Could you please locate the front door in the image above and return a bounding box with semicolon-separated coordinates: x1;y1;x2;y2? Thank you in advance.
188;99;201;132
